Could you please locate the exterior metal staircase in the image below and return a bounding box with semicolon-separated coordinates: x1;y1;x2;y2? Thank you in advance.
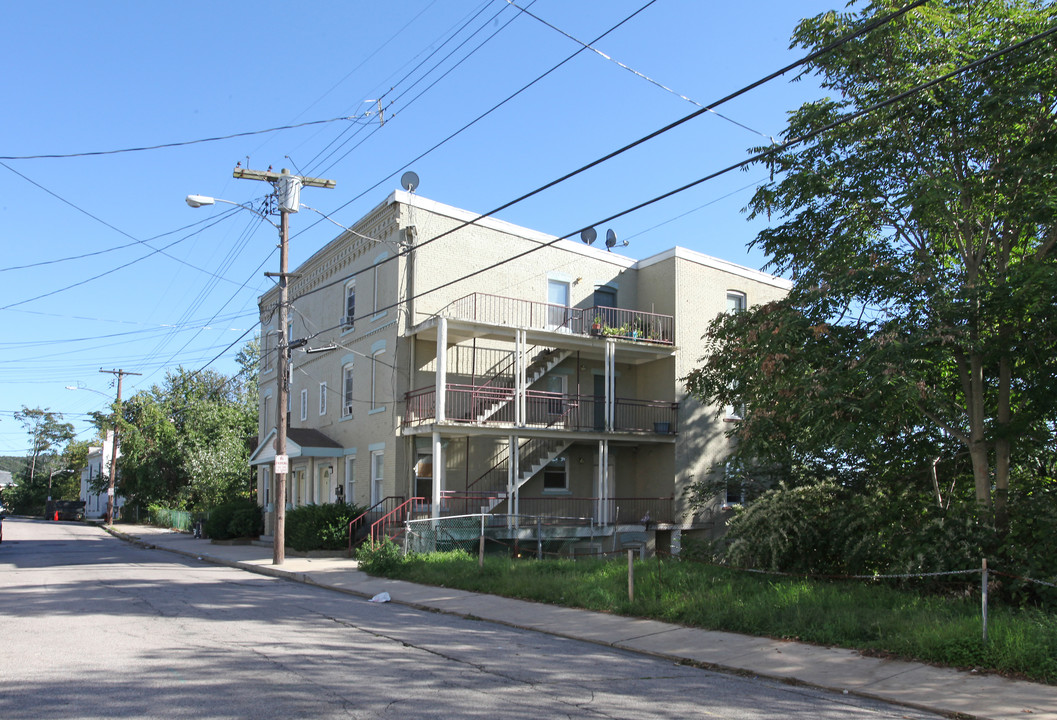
475;348;571;423
474;437;572;514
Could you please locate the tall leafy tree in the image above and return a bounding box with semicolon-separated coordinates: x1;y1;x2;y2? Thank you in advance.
101;345;258;512
687;0;1057;534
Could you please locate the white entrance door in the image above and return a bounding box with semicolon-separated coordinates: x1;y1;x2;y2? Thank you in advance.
547;279;570;331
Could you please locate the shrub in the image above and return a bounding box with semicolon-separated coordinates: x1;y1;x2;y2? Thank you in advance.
356;538;404;574
285;502;365;552
204;498;261;540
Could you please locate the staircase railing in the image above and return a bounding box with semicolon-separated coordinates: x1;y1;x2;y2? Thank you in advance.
369;497;429;546
347;496;405;555
465;437;565;496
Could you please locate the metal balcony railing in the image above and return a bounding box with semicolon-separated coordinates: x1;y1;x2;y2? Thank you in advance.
404;385;678;433
443;293;674;345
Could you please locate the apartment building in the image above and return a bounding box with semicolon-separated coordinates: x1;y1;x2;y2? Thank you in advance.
249;191;790;552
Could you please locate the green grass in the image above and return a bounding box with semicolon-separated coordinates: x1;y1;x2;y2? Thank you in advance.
365;549;1057;685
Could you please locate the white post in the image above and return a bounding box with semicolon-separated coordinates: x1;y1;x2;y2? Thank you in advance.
507;435;516;530
436;317;448;423
432;431;443;519
597;439;605;526
507;433;515;528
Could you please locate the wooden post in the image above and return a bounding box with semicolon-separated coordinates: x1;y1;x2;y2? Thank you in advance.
628;549;635;602
981;558;989;643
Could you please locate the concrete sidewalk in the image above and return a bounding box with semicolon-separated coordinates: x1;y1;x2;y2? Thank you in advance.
108;523;1056;720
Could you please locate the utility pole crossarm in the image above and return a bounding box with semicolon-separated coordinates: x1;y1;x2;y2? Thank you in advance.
233;168;336;189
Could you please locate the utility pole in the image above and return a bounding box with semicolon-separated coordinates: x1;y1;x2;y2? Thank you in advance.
99;368;141;525
234;167;334;565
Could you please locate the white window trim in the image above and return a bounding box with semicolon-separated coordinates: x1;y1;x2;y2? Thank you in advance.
319;382;327;416
344;455;356;507
727;290;747;314
299;388;308;421
342;279;356;333
341;361;355;419
370;448;384;506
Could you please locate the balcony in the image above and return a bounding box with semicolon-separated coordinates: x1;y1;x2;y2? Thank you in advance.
443;292;674;345
436;492;674;526
404;384;678;434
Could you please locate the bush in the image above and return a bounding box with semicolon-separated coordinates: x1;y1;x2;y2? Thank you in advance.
356;538;404;574
204;498;261;540
285;502;365;552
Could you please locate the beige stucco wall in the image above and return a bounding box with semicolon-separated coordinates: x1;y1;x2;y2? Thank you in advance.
255;192;790;535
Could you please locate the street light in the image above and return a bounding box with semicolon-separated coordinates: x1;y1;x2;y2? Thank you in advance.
186;168;333;565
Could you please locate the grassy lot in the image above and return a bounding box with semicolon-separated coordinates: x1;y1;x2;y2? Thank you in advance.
362;548;1057;685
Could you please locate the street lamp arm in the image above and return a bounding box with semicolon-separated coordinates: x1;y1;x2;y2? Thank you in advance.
185;194;280;229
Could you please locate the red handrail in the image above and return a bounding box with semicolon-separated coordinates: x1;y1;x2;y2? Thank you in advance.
369;497;428;546
347;496;405;555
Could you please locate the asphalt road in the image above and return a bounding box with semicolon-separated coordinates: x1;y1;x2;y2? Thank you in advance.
0;518;945;719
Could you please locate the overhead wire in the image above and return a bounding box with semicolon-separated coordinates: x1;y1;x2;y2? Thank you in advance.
290;0;931;307
305;0;525;178
301;4;1054;341
303;0;654;208
506;0;776;142
0;116;366;161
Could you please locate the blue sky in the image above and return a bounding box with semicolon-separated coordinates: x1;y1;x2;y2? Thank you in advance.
0;0;836;454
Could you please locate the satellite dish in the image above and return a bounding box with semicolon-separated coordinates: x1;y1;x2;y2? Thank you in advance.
580;227;597;245
605;228;629;252
400;171;420;192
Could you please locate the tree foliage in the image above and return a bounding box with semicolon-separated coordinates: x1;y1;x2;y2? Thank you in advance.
99;341;259;513
685;0;1057;567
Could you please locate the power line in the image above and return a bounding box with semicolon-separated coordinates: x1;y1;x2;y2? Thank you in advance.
0;116;366;161
291;0;931;307
302;8;1056;339
507;0;775;142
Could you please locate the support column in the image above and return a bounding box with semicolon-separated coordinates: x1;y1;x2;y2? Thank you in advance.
507;435;516;530
432;431;443;519
436;316;448;423
512;434;521;529
604;340;616;431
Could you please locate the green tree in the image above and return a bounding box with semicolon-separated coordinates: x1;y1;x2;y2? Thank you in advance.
102;348;258;513
686;1;1057;537
14;406;75;486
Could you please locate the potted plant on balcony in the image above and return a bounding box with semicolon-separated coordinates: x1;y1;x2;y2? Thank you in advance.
591;316;603;336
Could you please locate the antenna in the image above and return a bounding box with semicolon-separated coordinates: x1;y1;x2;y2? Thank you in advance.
400;171;420;193
580;227;597;245
604;228;628;252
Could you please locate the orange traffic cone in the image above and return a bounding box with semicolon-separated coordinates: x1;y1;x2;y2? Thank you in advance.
54;511;59;522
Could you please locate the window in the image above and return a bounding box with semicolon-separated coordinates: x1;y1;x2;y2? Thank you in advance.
300;389;308;421
371;449;384;506
342;362;354;417
319;382;327;416
727;291;746;314
724;463;744;506
371;349;384;411
262;397;270;431
262;330;273;372
342;279;355;330
263;467;271;507
371;252;388;320
344;456;356;506
542;456;568;492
